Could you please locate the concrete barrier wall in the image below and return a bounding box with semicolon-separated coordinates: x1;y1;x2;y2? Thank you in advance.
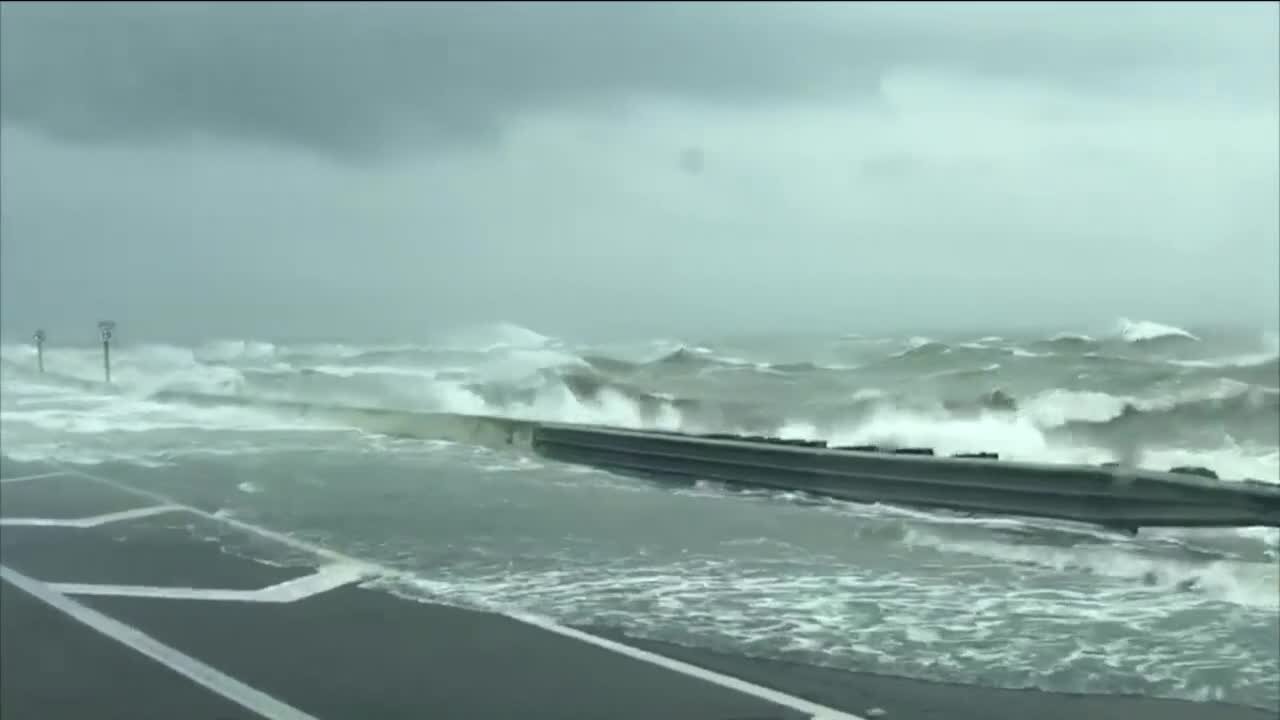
532;423;1280;529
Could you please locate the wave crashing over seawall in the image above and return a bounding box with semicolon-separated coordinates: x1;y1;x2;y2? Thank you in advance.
1;319;1276;483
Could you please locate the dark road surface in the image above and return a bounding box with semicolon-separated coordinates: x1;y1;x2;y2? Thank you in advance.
1;458;1273;720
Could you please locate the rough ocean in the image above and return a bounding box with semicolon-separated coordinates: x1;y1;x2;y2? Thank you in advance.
2;318;1277;711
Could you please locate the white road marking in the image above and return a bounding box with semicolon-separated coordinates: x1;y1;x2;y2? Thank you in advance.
57;467;366;567
0;504;183;528
509;610;865;720
0;564;319;720
1;471;68;484
50;562;372;603
53;465;867;720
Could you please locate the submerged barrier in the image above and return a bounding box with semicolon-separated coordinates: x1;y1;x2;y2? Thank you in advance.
144;390;537;449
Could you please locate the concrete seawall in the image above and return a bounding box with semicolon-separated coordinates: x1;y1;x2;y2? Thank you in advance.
532;423;1280;530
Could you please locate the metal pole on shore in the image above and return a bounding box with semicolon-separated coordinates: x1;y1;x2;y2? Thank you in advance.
33;329;46;373
97;320;115;383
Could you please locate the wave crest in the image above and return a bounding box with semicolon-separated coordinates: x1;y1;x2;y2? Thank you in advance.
436;322;555;352
1114;318;1200;344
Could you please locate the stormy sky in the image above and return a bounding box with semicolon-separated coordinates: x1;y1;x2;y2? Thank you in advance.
1;1;1277;344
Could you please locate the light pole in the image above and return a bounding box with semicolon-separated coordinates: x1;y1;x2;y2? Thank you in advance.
33;329;46;373
98;320;116;383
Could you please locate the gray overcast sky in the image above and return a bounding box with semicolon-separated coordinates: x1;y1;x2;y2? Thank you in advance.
1;1;1277;343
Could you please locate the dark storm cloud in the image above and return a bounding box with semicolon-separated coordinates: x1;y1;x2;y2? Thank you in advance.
2;2;1269;160
0;2;860;158
0;2;1275;342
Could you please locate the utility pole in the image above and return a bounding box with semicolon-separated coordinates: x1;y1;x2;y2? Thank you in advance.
98;320;115;384
33;329;46;373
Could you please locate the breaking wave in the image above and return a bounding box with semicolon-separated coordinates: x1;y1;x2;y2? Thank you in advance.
1114;318;1200;344
3;321;1277;485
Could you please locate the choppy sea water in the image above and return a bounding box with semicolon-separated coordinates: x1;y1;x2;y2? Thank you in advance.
2;319;1277;710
